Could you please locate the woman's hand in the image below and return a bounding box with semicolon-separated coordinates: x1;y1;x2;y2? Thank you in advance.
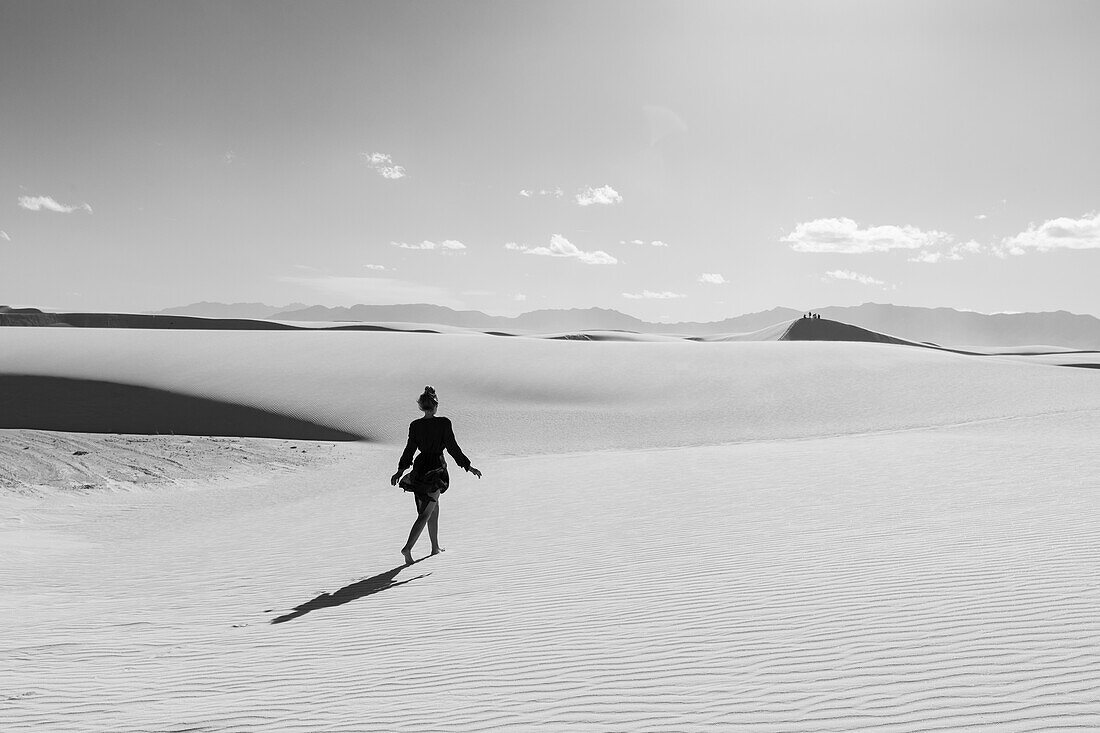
390;471;404;486
468;466;482;479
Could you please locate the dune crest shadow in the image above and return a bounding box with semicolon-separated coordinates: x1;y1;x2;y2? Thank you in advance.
271;563;430;624
0;375;363;440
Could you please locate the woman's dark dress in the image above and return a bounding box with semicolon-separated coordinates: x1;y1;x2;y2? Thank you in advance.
397;416;471;503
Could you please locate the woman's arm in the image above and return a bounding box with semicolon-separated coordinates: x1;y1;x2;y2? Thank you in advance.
398;425;417;471
444;419;479;476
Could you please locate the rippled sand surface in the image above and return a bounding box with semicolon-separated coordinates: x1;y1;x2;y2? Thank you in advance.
3;328;1099;731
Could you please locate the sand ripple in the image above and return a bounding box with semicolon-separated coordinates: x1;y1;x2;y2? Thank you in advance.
3;412;1100;730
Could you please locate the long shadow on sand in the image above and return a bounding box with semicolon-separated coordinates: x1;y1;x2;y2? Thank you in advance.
271;562;430;624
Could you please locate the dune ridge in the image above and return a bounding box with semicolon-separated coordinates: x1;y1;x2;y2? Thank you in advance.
3;328;1100;457
780;316;926;347
150;301;1100;349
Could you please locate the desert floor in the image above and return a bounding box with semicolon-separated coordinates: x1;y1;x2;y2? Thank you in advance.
3;328;1099;731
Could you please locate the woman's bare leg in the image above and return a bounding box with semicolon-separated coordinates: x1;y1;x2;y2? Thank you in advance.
401;498;436;564
428;501;444;554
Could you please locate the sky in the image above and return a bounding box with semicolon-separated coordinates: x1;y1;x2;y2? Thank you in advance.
1;0;1098;321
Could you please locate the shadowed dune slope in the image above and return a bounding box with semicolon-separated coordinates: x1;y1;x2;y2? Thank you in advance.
692;317;925;345
0;311;442;333
780;317;925;346
0;375;363;440
542;330;684;342
0;311;299;330
3;328;1100;455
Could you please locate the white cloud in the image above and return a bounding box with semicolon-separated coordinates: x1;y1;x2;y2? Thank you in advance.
224;150;236;164
783;217;950;253
0;230;10;242
392;239;466;252
907;250;943;263
364;264;388;271
911;238;984;263
996;212;1100;256
975;214;988;220
519;188;563;199
17;195;93;214
697;273;727;284
505;234;617;265
824;269;886;287
651;240;668;247
362;152;407;179
944;240;981;260
622;290;686;299
575;185;622;207
620;239;668;247
514;293;527;301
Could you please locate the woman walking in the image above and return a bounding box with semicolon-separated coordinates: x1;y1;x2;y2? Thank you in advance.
390;386;481;564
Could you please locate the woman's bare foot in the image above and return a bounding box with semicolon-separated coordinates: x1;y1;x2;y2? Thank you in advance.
401;548;414;565
430;546;446;555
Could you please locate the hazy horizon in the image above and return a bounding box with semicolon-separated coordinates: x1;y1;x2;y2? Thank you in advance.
165;300;1100;321
9;299;1100;323
2;1;1098;320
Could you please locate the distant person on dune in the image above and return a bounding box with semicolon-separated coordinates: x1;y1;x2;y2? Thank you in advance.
390;386;481;564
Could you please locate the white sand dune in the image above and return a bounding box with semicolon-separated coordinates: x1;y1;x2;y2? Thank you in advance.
691;319;795;342
3;326;1100;731
3;327;1098;453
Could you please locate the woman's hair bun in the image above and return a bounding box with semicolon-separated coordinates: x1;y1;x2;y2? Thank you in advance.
418;385;438;407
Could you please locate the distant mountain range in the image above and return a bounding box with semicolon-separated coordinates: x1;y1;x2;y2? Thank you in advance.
158;302;309;320
156;302;1100;349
